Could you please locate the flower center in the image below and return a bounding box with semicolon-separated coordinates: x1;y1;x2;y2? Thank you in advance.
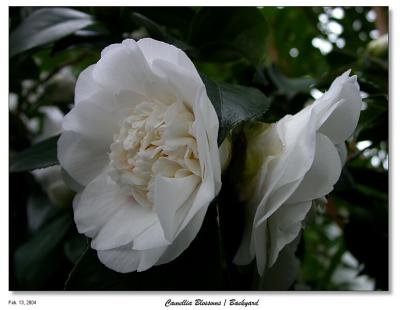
109;100;201;208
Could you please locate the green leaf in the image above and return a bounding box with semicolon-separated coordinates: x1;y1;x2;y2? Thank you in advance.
202;76;271;145
14;211;74;289
10;8;95;58
189;7;268;64
10;135;60;172
268;64;315;99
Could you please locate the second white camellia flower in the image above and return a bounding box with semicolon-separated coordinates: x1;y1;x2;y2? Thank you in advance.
234;70;363;275
58;38;221;272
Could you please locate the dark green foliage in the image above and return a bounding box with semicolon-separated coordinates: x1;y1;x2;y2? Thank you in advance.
202;76;271;145
10;135;59;172
10;8;96;57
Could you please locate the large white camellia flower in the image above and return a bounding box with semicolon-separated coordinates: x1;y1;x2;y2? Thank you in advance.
58;38;221;272
234;70;362;275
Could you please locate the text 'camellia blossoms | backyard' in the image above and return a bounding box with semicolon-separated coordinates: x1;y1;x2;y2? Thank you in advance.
57;38;221;272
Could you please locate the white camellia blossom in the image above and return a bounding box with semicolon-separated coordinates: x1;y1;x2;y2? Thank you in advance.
58;38;221;272
234;70;362;275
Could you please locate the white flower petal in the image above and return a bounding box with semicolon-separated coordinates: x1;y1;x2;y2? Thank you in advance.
195;89;221;190
320;70;351;103
267;201;312;267
253;107;317;225
73;172;125;237
58;131;109;186
138;38;199;78
97;245;168;273
74;64;99;104
132;222;170;250
178;176;215;233
97;246;141;273
92;39;152;95
63;90;119;145
317;72;362;144
255;179;302;226
158;205;208;265
275;108;317;186
154;174;201;241
137;246;167;272
286;133;342;204
151;59;202;106
91;201;157;250
100;43;121;57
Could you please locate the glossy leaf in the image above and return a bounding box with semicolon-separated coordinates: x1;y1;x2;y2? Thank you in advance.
10;135;60;172
10;8;95;57
203;76;271;145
